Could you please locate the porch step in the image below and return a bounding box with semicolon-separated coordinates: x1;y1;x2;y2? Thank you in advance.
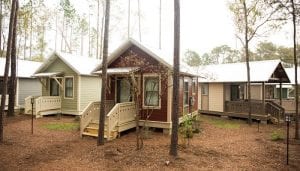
82;123;118;140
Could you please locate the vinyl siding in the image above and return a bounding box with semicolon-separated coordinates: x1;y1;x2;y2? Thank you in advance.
79;76;101;111
40;57;78;113
208;83;224;112
18;78;41;107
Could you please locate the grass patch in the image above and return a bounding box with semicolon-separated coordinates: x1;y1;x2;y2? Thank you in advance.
270;130;284;141
200;116;240;129
42;122;79;131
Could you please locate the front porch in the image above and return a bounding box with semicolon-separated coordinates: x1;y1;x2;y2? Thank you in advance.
24;96;61;118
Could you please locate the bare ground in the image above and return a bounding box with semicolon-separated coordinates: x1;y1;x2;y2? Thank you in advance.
0;114;299;170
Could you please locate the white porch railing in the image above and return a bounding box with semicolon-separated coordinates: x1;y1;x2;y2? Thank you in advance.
80;100;115;137
24;96;61;117
80;101;136;140
106;102;136;140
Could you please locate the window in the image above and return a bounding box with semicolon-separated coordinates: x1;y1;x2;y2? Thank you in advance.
184;82;189;106
201;83;208;95
144;76;159;107
50;79;60;96
65;77;73;98
192;79;196;94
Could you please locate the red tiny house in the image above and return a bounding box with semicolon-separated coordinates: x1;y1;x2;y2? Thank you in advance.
95;39;199;131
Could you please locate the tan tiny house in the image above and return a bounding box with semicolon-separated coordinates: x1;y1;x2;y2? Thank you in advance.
198;60;290;122
24;52;101;117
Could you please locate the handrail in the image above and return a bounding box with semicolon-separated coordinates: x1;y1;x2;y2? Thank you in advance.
80;101;100;137
106;103;120;140
35;96;61;115
265;100;285;122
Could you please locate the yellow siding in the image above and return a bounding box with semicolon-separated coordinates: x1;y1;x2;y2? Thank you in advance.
79;76;101;112
40;57;78;113
208;83;224;112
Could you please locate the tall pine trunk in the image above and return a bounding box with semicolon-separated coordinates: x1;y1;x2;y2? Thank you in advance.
243;0;252;125
0;0;17;143
0;0;2;57
291;0;299;139
97;0;110;146
8;0;18;117
170;0;180;156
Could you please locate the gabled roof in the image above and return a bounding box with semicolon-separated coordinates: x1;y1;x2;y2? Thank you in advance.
0;58;42;78
35;51;102;76
284;67;300;84
197;60;290;83
94;39;196;76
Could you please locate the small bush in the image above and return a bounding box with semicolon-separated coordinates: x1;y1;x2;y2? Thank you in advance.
270;131;284;141
179;115;201;147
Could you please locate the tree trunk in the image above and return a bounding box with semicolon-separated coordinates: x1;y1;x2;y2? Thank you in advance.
100;0;105;59
170;0;180;156
291;0;299;139
128;0;130;38
0;0;17;143
0;0;2;57
243;1;252;125
137;0;141;42
96;0;100;59
29;0;33;59
8;0;18;117
55;13;58;51
158;0;161;49
97;0;110;146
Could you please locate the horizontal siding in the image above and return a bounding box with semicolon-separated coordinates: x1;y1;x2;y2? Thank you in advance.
80;76;101;111
18;78;41;106
208;83;224;112
40;57;78;112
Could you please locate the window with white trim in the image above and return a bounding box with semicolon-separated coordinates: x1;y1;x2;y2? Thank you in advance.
184;82;189;106
65;77;73;98
50;78;60;96
144;76;159;107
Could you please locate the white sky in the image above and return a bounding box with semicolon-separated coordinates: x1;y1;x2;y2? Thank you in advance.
45;0;294;57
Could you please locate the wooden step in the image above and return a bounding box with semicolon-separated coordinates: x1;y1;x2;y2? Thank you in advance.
82;131;116;139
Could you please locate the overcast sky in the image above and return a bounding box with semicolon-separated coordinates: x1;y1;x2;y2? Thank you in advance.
45;0;294;57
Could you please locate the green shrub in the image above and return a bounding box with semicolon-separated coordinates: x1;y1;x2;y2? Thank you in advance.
179;115;201;146
270;131;284;141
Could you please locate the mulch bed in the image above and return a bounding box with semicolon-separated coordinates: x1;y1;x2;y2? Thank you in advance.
0;114;299;170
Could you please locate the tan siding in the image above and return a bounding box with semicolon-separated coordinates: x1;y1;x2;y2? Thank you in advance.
250;85;262;100
40;57;78;113
80;76;101;111
208;83;224;112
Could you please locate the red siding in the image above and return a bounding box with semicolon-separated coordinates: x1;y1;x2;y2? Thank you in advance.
108;45;169;122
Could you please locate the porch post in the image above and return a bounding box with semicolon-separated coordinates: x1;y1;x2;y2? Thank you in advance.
262;82;265;115
279;80;282;106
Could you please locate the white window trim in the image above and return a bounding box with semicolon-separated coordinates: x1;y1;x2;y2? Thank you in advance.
183;81;189;107
142;73;161;109
49;78;60;96
64;76;74;99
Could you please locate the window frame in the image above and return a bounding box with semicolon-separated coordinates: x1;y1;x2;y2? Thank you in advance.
142;74;161;109
49;78;60;96
64;76;74;99
183;81;189;106
201;83;208;95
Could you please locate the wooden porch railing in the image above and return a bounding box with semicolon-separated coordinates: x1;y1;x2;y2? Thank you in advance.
225;100;264;114
106;102;136;140
265;100;285;122
25;96;61;116
225;100;284;122
79;100;115;137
